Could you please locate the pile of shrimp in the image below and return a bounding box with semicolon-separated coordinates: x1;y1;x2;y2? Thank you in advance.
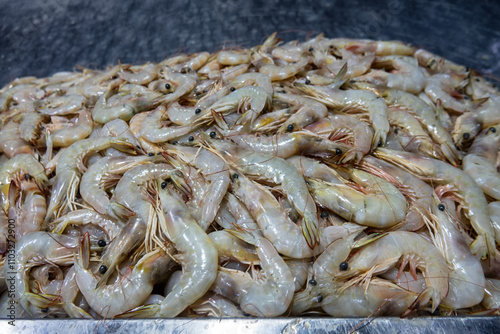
2;32;500;319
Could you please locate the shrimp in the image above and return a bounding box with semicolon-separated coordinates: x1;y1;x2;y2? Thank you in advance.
258;56;309;81
307;167;407;228
19;112;49;144
295;82;389;150
312;48;374;79
80;155;161;216
424;74;471;113
228;72;273;97
286;155;342;184
374;148;497;260
128;112;163;154
35;94;86;116
191;295;245;317
273;92;328;132
463;127;500;201
119;63;159;85
482;279;500;312
356;56;426;94
140;105;193;143
208;230;259;264
451;112;481;149
215;193;262;233
305;114;374;162
424;194;485;309
165;146;230;231
217;50;251;65
50;209;124;240
48;108;94;147
45;137;138;222
337;39;416;56
221;64;252;83
165;102;199;126
210;139;320;248
118;181;218;318
414;49;468;78
271;40;304;63
14;179;46;239
360;156;433;231
170;52;210;71
337;231;449;313
75;233;172;318
357;84;460;166
0;120;33;158
228;131;350;161
215;231;295;317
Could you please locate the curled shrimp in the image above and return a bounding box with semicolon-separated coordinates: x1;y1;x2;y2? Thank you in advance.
295;82;389;150
12;178;46;239
228;72;273;97
215;192;262;233
140;105;192;143
374;147;497;260
424;74;472;113
218;50;251;65
462;127;500;201
209;230;259;264
337;231;449;314
35;94;86;116
118;179;218;318
258;57;309;81
451;112;481;149
19;112;49;144
0;120;34;158
414;49;468;77
118;63;159;85
271;40;304;63
50;209;123;240
333;38;416;56
356;56;426;94
75;233;172;318
210;139;320;248
307;167;407;228
273;92;328;132
48;108;94;147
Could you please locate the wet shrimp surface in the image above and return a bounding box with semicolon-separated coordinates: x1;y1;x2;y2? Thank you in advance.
2;34;500;319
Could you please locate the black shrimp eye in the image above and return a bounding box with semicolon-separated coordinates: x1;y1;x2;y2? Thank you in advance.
394;128;399;134
490;127;496;133
188;136;194;142
463;95;470;100
320;211;328;218
316;294;323;303
136;145;141;149
98;265;108;274
438;203;445;211
462;132;470;140
165;83;171;90
148;152;155;156
286;124;294;132
209;131;216;138
335;148;342;155
24;174;30;181
309;279;317;286
195;108;202;114
378;140;383;147
232;173;239;180
98;240;106;247
339;261;349;271
308;47;313;52
172;141;178;145
305;79;311;85
230;87;236;92
41;308;48;313
40;125;45;130
161;181;168;189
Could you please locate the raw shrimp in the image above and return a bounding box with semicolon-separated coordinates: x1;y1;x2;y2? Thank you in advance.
210;139;320;248
218;50;251;65
0;120;33;158
215;193;262;233
75;233;172;318
50;209;123;240
19;112;48;144
140;105;192;143
45;137;138;221
14;179;46;239
49;108;94;147
208;230;259;264
374;148;497;260
425;195;485;309
228;131;350;161
295;82;389;149
414;49;468;77
451;112;481;149
118;181;218;318
271;40;304;63
119;63;159;85
482;279;500;311
305;114;373;162
192;295;245;317
336;231;449;313
463;127;500;200
259;57;309;81
228;72;273;97
35;94;86;116
286;155;342;184
307;167;407;228
357;56;426;94
273;92;328;132
425;74;471;113
337;39;416;56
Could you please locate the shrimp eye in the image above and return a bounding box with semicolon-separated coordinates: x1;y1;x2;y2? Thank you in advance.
305;79;311;85
230;87;236;92
195;108;202;114
165;83;171;90
339;261;349;271
490;127;496;133
320;211;328;218
309;279;317;286
335;148;342;155
308;47;313;52
463;95;470;100
172;141;178;145
136;145;141;149
462;132;470;140
286;124;294;132
98;265;108;274
378;140;383;147
316;294;323;303
394;128;399;134
188;136;194;142
148;152;155;156
40;125;45;130
438;204;445;211
24;174;31;181
41;308;48;313
209;131;217;138
232;173;239;180
98;240;107;247
161;181;168;189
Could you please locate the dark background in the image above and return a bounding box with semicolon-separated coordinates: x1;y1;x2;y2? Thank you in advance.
1;0;500;88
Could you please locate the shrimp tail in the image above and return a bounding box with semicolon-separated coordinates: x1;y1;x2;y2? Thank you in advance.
403;287;443;316
226;228;259;246
440;142;460;167
63;303;94;319
107;202;136;221
302;212;320;249
24;292;62;308
372;129;387;151
115;303;160;318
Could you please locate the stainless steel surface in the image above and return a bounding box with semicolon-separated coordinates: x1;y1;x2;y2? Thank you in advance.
2;317;500;334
